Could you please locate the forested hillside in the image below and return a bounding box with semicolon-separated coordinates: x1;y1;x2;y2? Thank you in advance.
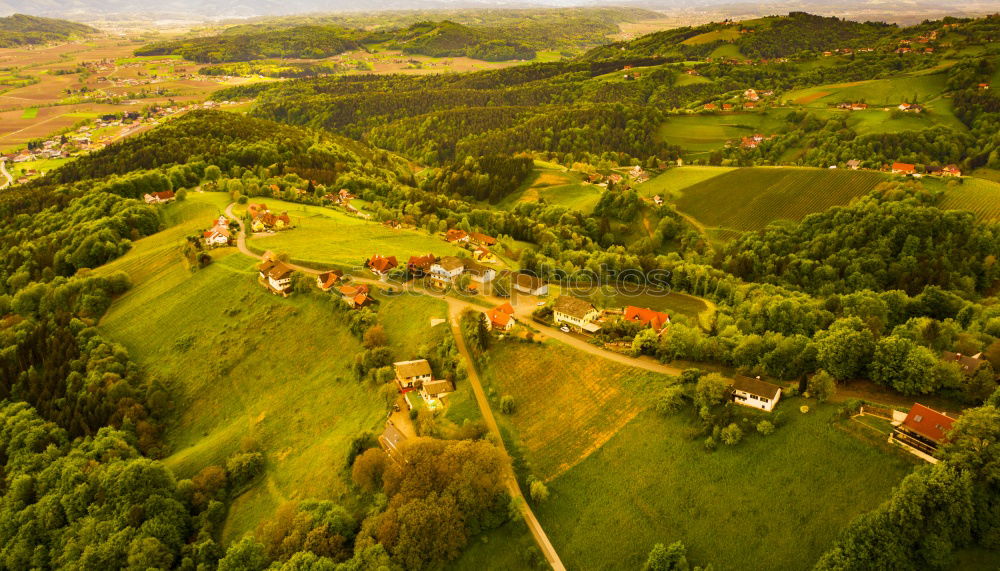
0;13;95;47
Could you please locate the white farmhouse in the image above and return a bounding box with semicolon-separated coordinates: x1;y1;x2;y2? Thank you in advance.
553;295;601;333
731;375;782;412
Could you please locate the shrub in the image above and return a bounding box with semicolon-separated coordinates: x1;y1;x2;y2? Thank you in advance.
500;395;515;415
703;436;716;451
720;423;743;445
654;385;686;416
529;479;549;503
226;452;265;492
756;420;775;435
807;370;837;403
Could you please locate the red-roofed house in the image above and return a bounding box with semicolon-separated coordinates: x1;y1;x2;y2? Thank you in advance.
446;229;469;244
623;306;671;332
469;232;497;246
316;270;343;291
368;255;398;276
892;162;916;175
941;165;962;177
143;190;175;204
407;254;437;277
890;403;956;461
485;302;516;331
339;284;370;308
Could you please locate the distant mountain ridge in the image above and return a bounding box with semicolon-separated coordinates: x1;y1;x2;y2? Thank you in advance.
0;13;95;46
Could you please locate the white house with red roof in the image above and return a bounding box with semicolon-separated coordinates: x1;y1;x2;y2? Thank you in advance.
623;306;671;332
485;302;516;331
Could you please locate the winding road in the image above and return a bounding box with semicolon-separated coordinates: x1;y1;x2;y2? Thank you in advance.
223;202;688;570
0;160;12;190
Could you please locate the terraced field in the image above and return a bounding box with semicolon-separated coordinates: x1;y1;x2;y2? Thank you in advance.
938;177;1000;221
673;167;886;233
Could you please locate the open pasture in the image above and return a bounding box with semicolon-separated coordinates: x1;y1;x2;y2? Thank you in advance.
535;406;916;570
242;198;466;268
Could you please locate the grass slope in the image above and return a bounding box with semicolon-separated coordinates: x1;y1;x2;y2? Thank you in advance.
241;198;465;268
673;167;886;233
535;406;916;570
479;340;668;482
97;194;406;541
500;165;603;214
657;114;788;156
637;166;734;199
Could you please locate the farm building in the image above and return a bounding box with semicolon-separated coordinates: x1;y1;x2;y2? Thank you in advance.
315;270;343;291
731;375;781;412
367;254;398;276
143;190;175;204
394;359;433;391
258;258;295;296
513;272;548;296
338;284;370;308
623;306;670;332
891;162;916;175
420;379;455;405
469;232;497;246
889;403;956;461
446;229;469;243
407;254;437;277
941;165;962;177
429;256;466;288
379;422;408;461
553;296;601;333
940;351;991;378
486;302;516;331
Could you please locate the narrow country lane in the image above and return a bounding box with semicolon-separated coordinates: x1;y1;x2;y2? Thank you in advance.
447;301;567;571
0;160;13;190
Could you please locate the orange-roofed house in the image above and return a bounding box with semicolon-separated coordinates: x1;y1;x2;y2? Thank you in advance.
469;232;497;246
703;103;717;110
143;190;175;204
339;284;371;308
446;229;469;243
316;270;343;291
891;162;916;175
890;403;957;461
623;306;671;332
407;254;437;277
485;302;516;331
368;254;398;277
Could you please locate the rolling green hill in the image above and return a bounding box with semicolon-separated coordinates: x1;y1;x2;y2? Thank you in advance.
0;13;95;47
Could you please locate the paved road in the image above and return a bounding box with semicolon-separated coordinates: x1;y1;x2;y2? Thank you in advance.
447;303;567;571
0;160;12;189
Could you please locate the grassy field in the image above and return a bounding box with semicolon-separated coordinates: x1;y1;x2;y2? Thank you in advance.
681;28;740;45
534;405;917;570
657;114;788;156
500;166;603;214
19;107;38;119
673;167;887;233
479;340;669;482
97;193;439;543
637;166;734;199
241;198;466;269
783;73;950;108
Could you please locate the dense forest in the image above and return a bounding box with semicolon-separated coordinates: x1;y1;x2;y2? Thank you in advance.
0;13;95;47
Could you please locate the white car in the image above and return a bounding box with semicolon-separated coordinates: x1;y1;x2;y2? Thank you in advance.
560;325;570;333
536;301;546;306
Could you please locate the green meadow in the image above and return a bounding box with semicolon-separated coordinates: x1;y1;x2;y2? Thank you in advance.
98;192;456;543
637;166;734;199
784;72;952;110
500;165;603;214
240;198;466;268
656;114;788;156
534;406;916;570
